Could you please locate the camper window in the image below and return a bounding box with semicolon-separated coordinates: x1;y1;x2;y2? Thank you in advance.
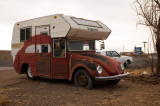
26;28;31;40
36;25;50;35
20;27;31;42
41;44;48;53
68;40;95;51
20;29;25;41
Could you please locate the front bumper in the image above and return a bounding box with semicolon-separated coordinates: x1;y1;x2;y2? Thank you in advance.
95;72;129;81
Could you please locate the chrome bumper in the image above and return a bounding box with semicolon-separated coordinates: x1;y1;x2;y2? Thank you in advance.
95;72;129;81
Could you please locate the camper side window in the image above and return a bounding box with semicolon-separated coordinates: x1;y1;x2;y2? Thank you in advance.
41;44;48;53
20;29;25;41
20;27;31;42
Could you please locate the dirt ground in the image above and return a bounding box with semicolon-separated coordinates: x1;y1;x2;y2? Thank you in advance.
0;56;160;106
0;67;160;106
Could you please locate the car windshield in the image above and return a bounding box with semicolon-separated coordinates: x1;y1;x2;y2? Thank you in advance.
68;40;95;51
111;51;120;57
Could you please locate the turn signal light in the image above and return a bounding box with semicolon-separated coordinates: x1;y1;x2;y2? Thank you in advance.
88;60;94;62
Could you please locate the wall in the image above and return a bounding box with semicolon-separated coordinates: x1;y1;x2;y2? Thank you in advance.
0;50;13;67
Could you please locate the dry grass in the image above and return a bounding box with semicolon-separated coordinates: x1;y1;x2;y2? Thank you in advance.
125;67;156;77
0;95;11;106
125;67;160;84
0;88;23;106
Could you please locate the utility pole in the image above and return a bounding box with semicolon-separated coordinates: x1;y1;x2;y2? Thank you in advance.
143;41;147;53
123;45;124;52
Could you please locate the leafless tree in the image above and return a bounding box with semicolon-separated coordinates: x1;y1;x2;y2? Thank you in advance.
134;0;160;76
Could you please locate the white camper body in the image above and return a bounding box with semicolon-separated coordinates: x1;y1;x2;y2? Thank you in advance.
12;14;111;42
11;14;111;61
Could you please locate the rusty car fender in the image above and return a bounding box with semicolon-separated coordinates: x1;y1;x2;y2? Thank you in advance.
68;63;98;81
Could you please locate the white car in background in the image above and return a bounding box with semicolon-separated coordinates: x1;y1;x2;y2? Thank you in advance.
96;50;133;67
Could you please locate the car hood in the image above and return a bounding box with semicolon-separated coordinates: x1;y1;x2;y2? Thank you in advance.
71;53;123;75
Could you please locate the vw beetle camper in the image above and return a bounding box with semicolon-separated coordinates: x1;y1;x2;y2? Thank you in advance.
11;14;129;89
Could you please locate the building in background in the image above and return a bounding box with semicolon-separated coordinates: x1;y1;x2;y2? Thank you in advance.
0;50;13;67
120;52;136;55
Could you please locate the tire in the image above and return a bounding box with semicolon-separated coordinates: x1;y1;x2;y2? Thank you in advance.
74;69;94;90
124;60;130;67
26;67;36;80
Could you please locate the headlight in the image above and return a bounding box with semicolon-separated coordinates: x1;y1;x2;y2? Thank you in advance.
97;66;102;74
120;63;124;71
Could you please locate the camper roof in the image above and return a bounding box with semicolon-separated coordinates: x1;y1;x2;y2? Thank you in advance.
13;14;111;40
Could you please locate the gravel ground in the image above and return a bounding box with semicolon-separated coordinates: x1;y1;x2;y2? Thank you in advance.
0;67;160;106
0;56;159;106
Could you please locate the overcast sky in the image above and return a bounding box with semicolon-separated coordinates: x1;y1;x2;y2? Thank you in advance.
0;0;152;52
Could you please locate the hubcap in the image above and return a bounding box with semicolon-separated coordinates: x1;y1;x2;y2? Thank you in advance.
125;61;128;66
77;74;88;87
27;67;33;78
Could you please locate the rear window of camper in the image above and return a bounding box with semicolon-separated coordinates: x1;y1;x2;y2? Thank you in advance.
20;27;31;42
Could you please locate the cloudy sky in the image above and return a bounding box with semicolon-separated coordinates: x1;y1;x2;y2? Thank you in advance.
0;0;152;52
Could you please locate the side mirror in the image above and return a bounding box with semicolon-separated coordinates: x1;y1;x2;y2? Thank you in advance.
100;40;105;50
100;43;105;50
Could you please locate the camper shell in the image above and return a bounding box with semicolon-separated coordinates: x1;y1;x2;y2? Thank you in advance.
11;14;128;89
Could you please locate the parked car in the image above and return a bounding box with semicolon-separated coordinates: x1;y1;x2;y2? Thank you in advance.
96;50;133;67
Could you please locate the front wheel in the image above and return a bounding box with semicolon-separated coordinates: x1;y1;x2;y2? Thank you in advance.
124;60;130;67
26;67;36;80
74;69;94;90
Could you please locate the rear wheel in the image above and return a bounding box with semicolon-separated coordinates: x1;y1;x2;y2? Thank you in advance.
26;67;36;80
74;69;94;90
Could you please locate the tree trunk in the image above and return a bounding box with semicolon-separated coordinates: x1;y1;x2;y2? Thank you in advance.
156;49;160;76
157;17;160;76
156;47;160;76
156;30;160;76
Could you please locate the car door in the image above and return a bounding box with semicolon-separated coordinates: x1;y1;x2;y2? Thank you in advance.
35;25;51;77
36;44;51;77
52;39;68;79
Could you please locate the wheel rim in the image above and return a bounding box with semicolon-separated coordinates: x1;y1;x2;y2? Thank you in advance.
27;67;33;78
77;74;88;87
125;61;129;66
